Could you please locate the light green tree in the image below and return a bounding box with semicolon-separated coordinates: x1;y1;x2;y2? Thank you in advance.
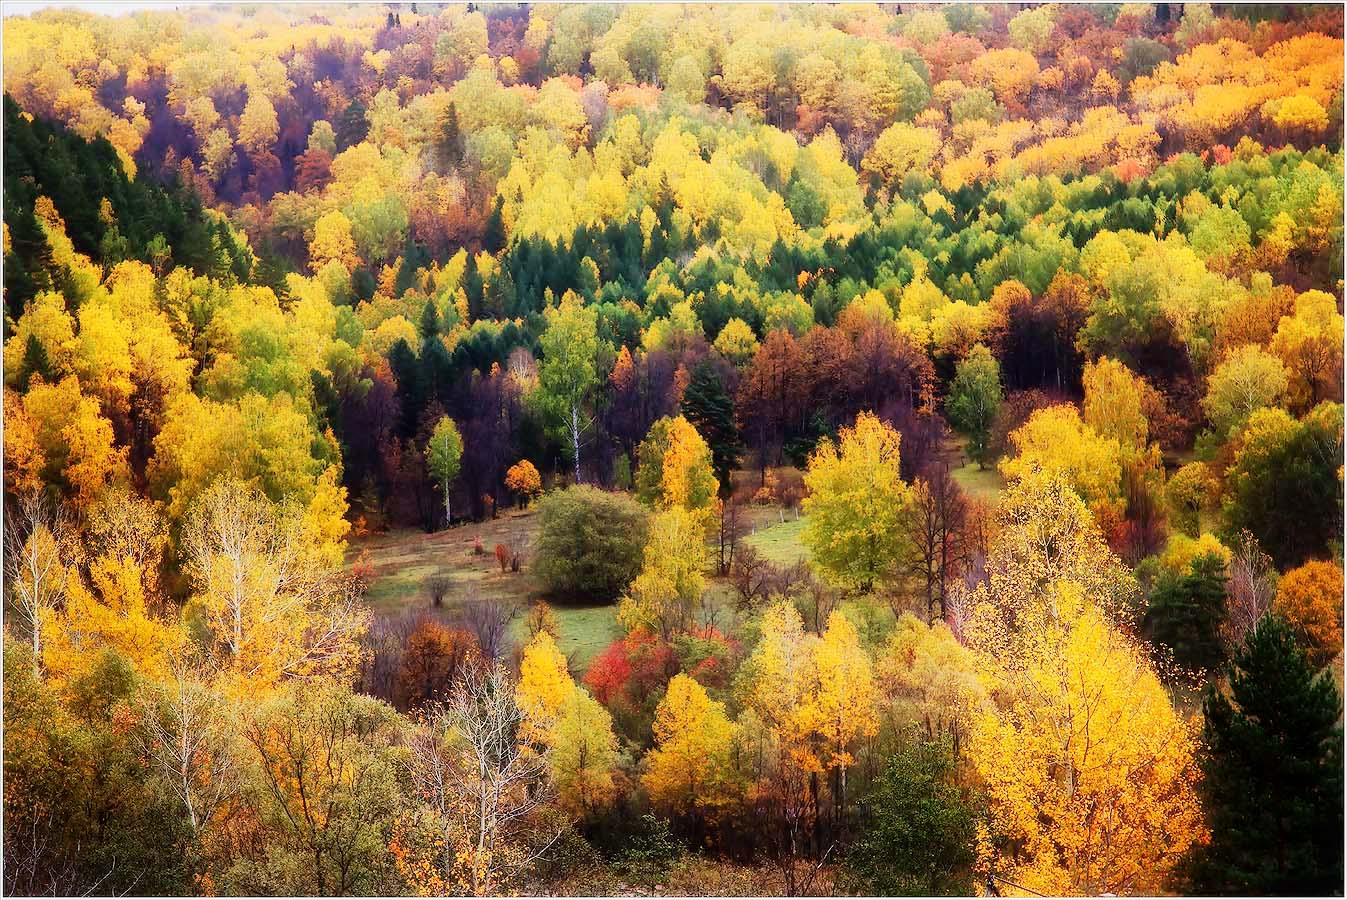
946;344;1003;468
426;416;463;528
538;293;601;484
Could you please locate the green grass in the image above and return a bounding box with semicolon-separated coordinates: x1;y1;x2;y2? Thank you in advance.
951;460;1005;503
742;513;810;565
351;508;628;670
513;604;622;671
352;498;813;671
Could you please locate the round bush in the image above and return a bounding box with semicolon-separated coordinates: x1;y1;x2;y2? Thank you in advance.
532;485;650;604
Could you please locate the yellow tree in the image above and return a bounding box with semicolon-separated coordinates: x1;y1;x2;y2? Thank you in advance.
797;610;879;819
1082;357;1156;454
714;317;760;367
181;478;369;695
309;209;360;273
970;583;1205;896
1273;560;1344;667
550;689;621;819
40;483;180;686
999;404;1123;520
516;630;573;737
618;506;707;639
962;468;1140;657
2;388;46;496
1270;289;1344;410
20;375;128;508
41;553;186;684
643;672;738;825
737;599;882;866
861;122;941;185
1166;461;1217;538
2;493;71;676
634;415;720;522
802;411;911;591
876;613;989;753
1202;344;1290;437
516;631;620;818
238;92;279;156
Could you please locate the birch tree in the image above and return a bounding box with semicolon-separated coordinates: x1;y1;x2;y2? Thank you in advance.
537;293;599;484
407;663;561;896
3;492;71;676
426;415;463;528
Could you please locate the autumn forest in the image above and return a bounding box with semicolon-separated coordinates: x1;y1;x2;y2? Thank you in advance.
1;2;1344;897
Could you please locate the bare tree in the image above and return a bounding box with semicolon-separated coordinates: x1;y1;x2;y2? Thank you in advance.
1223;529;1277;652
424;574;453;608
359;608;421;704
136;654;240;837
897;463;969;623
3;810;121;898
730;545;777;611
792;568;839;636
3;492;71;676
716;500;744;577
741;728;835;897
455;591;517;661
408;663;561;896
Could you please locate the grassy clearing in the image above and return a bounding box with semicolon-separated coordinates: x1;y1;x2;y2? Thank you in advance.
741;513;810;565
352;509;539;614
950;460;1005;503
513;604;621;671
350;489;815;671
350;508;623;669
942;431;1005;504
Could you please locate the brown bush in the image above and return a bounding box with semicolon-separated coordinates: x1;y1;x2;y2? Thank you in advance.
398;618;479;709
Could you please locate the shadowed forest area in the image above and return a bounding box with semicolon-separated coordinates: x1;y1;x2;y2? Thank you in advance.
2;2;1344;897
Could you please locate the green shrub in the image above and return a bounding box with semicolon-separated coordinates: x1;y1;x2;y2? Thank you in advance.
532;485;650;604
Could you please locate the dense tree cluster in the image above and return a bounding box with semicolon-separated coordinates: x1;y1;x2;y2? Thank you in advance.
3;2;1343;896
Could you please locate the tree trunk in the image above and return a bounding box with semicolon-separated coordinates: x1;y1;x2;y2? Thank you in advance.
571;403;582;484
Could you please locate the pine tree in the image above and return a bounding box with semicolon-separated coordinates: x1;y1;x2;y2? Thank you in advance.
483;265;514;319
438;102;463;171
388;338;426;439
681;360;741;497
396;235;431;297
335;99;369;151
463;253;485;323
1143;551;1228;673
19;333;52;391
1184;616;1344;895
419;299;441;338
483;195;506;253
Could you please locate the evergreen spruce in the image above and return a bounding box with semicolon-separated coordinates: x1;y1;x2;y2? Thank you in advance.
1184;615;1344;895
681;360;741;496
419;299;441;339
1144;551;1229;673
438;102;463;171
483;195;506;253
335;99;369;151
